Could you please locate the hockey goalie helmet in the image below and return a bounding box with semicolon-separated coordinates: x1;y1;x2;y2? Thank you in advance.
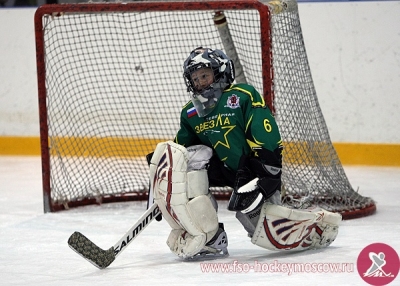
183;47;235;117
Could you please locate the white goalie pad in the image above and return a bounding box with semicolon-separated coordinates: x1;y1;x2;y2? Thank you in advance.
186;144;213;171
166;195;219;257
251;203;342;251
149;141;219;258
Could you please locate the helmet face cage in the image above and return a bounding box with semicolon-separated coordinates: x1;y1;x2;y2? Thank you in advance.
183;47;235;94
183;47;235;117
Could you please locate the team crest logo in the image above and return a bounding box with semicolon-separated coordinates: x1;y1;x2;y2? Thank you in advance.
226;94;240;109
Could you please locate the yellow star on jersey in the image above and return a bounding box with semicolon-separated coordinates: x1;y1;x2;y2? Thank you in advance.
213;125;236;149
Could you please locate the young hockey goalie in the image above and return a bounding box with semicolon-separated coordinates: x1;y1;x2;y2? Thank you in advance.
149;47;342;260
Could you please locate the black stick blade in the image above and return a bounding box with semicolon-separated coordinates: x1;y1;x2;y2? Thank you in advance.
68;231;115;269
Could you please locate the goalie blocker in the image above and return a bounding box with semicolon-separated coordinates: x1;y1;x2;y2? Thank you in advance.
150;141;341;259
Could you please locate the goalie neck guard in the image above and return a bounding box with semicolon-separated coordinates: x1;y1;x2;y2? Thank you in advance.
183;47;235;117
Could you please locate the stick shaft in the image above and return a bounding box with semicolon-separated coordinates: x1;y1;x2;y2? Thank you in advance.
113;203;160;256
68;203;160;269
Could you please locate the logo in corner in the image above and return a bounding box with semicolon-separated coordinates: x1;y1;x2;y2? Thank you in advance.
357;243;399;285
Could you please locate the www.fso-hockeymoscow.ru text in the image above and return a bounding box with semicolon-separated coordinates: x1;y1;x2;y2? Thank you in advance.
200;260;354;275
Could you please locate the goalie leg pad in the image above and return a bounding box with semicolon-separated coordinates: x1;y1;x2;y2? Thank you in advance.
167;229;207;258
310;207;342;249
251;203;341;251
150;141;211;229
186;195;219;235
149;141;189;230
165;195;219;258
149;141;220;258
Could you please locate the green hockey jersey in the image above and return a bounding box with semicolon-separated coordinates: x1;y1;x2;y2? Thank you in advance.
174;84;282;172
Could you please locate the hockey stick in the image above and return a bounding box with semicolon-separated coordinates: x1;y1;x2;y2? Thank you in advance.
146;152;162;221
67;203;160;269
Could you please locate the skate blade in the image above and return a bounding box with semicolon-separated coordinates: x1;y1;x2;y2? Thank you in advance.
183;248;229;262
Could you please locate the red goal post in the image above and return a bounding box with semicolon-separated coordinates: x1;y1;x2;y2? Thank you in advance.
35;0;376;219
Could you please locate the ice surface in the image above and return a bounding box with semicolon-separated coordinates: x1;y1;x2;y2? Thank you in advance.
0;156;399;286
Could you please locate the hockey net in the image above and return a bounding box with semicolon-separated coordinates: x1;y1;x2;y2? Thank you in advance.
35;0;376;219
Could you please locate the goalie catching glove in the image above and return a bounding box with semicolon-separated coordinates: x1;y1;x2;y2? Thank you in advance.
228;149;282;213
149;141;228;260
